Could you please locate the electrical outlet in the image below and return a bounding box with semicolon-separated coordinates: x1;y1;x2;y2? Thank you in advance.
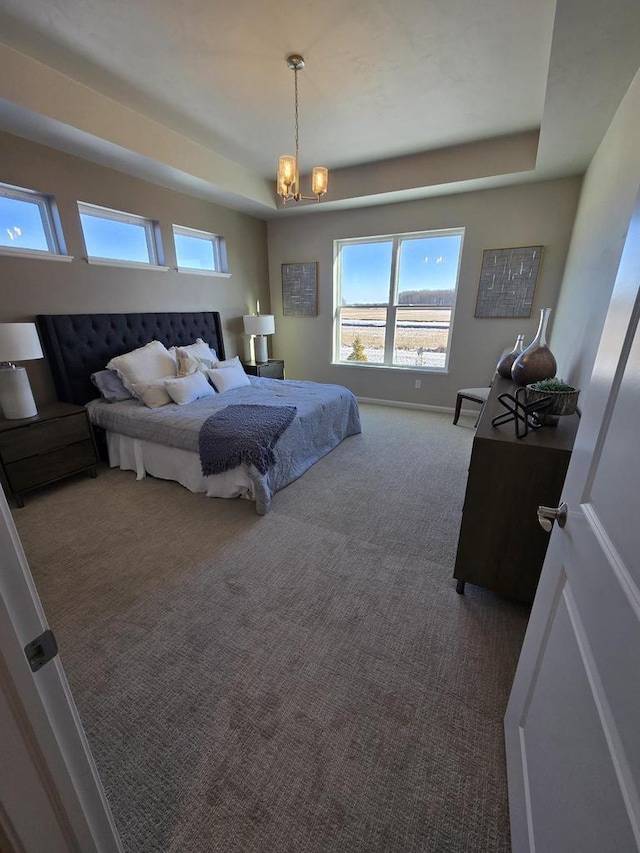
414;379;421;389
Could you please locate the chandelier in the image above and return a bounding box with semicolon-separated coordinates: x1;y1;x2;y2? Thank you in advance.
277;55;328;203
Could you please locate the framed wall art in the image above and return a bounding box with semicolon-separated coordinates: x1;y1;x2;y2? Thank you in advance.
282;262;318;316
474;246;543;318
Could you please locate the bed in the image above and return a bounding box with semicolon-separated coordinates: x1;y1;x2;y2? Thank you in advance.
37;312;361;514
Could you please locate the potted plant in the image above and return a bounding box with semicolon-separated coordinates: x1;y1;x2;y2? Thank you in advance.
526;378;580;424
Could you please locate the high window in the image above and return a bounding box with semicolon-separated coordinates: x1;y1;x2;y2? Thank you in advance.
172;225;228;274
334;229;464;370
78;202;164;267
0;183;67;258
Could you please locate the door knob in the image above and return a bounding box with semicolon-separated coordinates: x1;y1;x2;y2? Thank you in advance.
537;501;568;532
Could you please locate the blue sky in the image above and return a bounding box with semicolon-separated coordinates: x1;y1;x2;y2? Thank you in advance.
0;197;49;250
1;197;213;268
341;234;463;304
80;213;150;261
3;196;461;281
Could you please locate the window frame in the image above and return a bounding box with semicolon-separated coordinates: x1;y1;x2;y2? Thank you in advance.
333;228;465;372
172;224;230;276
77;201;167;269
0;183;70;260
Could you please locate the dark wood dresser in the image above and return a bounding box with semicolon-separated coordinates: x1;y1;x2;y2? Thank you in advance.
0;402;98;507
242;359;285;379
453;375;579;603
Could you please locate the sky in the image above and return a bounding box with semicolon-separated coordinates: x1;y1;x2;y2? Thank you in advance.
1;197;213;269
80;213;151;262
0;196;49;251
3;196;461;281
341;234;463;304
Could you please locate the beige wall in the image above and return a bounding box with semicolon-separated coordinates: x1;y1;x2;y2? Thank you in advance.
267;178;582;408
8;83;637;417
551;67;640;392
0;131;269;404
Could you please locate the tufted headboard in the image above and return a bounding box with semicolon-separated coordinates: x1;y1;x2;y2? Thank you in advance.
37;312;226;406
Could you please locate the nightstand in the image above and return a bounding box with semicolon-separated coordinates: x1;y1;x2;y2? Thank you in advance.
0;402;99;507
242;359;285;380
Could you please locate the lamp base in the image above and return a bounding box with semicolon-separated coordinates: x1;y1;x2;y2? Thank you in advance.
254;335;268;363
0;366;38;419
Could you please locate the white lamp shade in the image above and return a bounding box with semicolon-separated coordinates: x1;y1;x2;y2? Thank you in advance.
0;323;44;362
243;315;275;336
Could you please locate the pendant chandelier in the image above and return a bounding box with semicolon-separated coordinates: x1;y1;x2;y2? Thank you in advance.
277;54;328;203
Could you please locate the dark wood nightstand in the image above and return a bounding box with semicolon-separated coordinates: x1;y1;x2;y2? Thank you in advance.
242;359;285;380
0;402;99;507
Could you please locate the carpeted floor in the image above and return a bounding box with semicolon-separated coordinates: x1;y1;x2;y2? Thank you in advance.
13;404;529;853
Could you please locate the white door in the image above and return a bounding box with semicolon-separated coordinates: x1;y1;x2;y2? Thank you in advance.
0;487;122;852
505;194;640;851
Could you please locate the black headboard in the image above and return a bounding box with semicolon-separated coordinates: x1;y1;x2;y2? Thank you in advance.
37;312;226;406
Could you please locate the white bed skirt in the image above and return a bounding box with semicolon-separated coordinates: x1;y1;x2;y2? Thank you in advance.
106;431;254;501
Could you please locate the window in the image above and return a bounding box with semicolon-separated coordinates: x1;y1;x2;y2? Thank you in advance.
334;229;464;370
78;202;164;267
173;225;228;274
0;183;67;257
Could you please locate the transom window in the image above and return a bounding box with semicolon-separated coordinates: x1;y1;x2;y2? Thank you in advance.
173;225;228;273
0;183;65;255
334;229;464;370
78;202;162;266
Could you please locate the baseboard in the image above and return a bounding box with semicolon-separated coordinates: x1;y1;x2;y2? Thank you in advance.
356;396;452;414
356;397;483;419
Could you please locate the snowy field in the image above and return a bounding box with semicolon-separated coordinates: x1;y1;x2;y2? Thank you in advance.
339;307;450;368
339;346;446;368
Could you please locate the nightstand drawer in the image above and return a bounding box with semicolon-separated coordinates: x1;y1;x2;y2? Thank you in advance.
242;359;285;379
5;439;97;492
0;412;89;463
257;362;284;379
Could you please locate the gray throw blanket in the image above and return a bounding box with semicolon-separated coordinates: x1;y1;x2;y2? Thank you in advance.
199;404;297;476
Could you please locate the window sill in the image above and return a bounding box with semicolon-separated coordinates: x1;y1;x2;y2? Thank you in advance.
331;360;449;374
84;257;169;271
176;267;231;278
0;248;74;262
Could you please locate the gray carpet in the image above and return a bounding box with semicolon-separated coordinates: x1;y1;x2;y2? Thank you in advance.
13;404;529;853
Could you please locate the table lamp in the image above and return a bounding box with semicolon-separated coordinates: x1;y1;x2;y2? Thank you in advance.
243;314;275;363
0;323;44;419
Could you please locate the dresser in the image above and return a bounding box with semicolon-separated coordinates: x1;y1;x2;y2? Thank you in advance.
453;376;579;603
0;402;98;507
242;359;285;379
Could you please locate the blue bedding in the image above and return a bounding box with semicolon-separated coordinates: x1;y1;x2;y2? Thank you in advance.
87;377;361;514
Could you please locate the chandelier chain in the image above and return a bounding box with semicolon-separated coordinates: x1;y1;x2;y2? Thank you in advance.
294;65;300;164
277;53;327;203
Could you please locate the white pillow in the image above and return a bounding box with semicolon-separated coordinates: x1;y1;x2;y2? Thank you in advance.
207;364;251;393
173;349;200;377
164;372;216;405
174;338;218;363
213;356;243;370
107;341;176;393
131;379;172;408
170;341;218;374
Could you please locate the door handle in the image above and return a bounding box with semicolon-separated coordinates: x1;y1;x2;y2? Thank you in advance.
537;501;568;532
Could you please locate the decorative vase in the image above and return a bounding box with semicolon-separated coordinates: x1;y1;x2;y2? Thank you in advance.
511;307;557;386
496;334;525;379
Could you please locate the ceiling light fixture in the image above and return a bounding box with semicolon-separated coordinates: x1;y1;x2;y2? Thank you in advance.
277;54;328;204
